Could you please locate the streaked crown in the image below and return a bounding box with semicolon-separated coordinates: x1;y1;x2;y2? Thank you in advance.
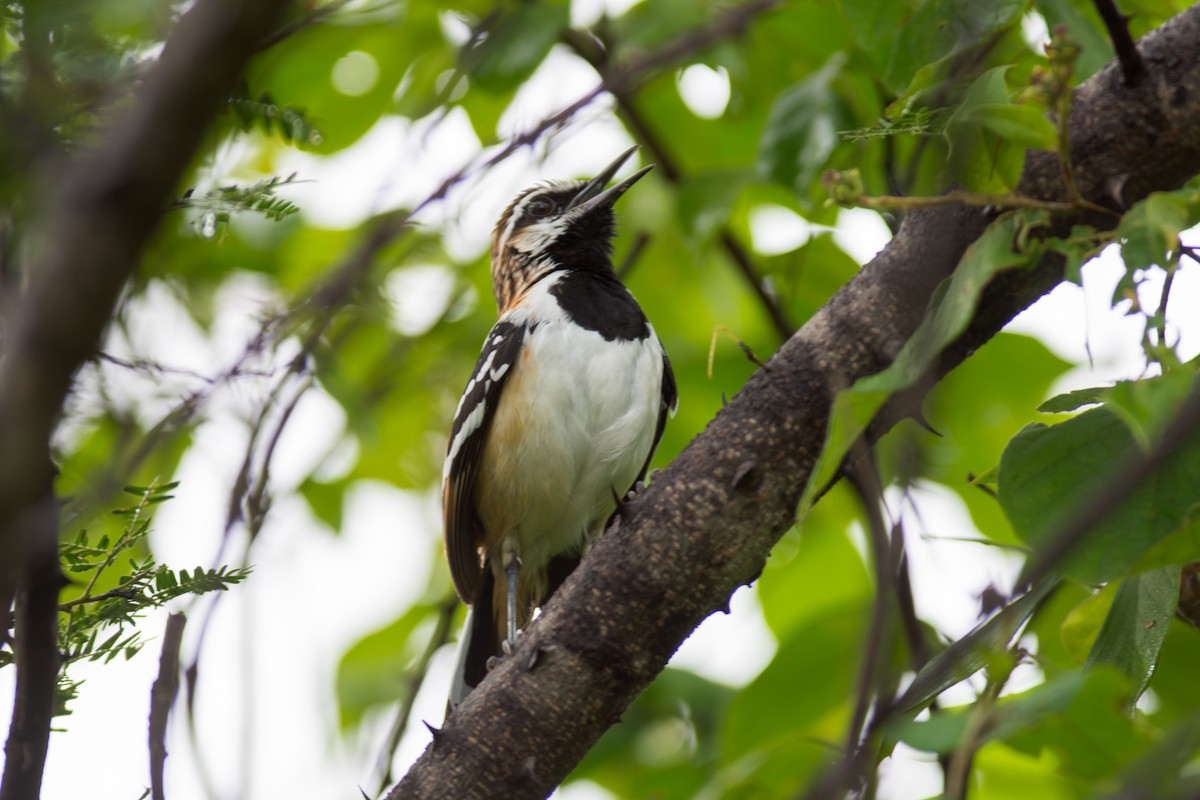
490;147;652;313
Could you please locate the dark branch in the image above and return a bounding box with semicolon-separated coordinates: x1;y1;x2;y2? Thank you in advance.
0;509;61;800
257;0;353;51
150;613;187;800
807;447;896;800
391;6;1200;797
0;0;297;594
0;1;295;797
1092;0;1147;86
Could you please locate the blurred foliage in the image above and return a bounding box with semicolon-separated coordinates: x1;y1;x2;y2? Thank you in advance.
0;482;251;717
3;0;1200;797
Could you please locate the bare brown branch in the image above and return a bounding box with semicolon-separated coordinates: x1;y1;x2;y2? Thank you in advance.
150;613;188;800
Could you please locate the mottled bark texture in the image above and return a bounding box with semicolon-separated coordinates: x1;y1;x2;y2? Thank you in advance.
392;7;1200;799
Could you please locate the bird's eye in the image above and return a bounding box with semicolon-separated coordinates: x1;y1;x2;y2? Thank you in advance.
527;197;555;217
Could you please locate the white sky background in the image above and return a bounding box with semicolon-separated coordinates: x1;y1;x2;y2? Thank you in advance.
3;3;1199;799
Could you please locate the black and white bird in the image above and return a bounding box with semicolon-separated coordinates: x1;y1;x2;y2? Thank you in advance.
443;147;677;707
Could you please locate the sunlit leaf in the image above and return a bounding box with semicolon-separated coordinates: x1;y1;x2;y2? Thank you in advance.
944;66;1026;192
758;53;848;195
1086;567;1180;702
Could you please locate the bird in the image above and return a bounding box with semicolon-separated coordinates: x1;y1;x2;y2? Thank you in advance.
442;146;676;707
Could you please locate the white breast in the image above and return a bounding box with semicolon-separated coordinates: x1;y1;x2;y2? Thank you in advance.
474;273;665;572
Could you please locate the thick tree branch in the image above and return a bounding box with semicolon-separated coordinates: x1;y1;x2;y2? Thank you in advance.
0;2;294;798
392;6;1200;798
0;0;296;602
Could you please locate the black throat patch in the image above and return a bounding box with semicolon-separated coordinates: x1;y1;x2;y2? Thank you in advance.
550;270;649;342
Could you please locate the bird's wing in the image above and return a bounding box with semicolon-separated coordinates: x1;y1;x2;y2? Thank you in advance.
637;348;678;483
443;320;527;604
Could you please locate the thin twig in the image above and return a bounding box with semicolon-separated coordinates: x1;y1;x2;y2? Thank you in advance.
373;597;458;798
562;5;796;342
57;581;147;609
844;451;895;749
1091;0;1147;86
944;659;1011;800
98;352;273;385
244;375;315;541
848;186;1118;216
149;613;187;800
616;231;651;280
719;230;794;339
800;444;896;800
1155;260;1176;350
256;0;354;51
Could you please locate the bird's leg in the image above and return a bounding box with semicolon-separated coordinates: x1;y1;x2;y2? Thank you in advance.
502;539;521;653
506;558;519;647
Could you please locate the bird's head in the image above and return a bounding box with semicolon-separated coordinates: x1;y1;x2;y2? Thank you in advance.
490;146;652;313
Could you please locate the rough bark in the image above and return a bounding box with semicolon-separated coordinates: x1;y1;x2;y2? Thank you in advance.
390;6;1200;799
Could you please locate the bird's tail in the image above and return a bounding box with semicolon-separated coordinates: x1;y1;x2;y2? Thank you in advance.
447;568;499;710
446;554;582;709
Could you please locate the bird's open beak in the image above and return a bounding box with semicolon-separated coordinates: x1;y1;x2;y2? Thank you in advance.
567;146;654;215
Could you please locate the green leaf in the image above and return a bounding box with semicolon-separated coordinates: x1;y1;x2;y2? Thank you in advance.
761;231;863;324
1117;190;1200;272
896;668;1147;781
247;15;414;152
572;668;733;798
463;2;569;92
893;577;1059;714
889;703;969;752
336;602;442;729
299;477;349;533
944;66;1026;192
907;332;1072;545
973;742;1078;800
1127;517;1200;573
675;170;754;247
723;600;865;760
998;396;1200;584
758;503;872;640
884;0;1025;95
1059;583;1114;664
1001;668;1148;780
956;103;1059;151
1037;385;1106;413
842;0;920;74
1086;567;1180;702
1104;716;1200;799
1103;367;1197;446
895;668;1132;756
757;53;847;194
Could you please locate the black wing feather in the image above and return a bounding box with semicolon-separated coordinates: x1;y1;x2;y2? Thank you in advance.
443;320;526;604
635;349;677;483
